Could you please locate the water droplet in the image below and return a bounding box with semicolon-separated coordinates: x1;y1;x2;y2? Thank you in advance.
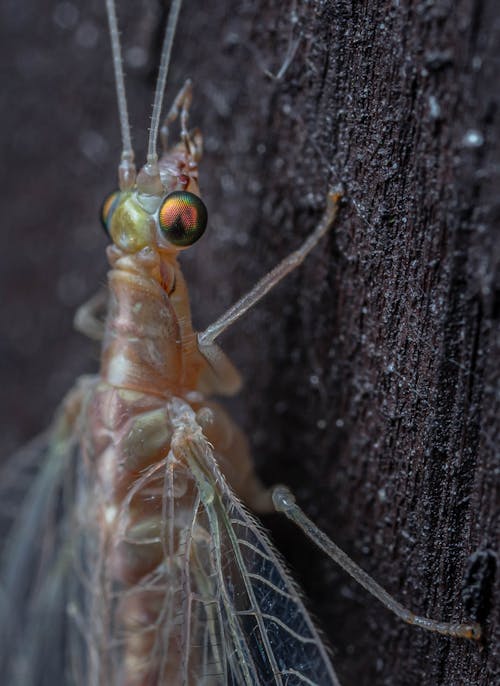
75;21;99;49
428;95;441;120
126;46;147;69
378;487;387;502
79;130;108;163
463;129;484;148
53;2;79;29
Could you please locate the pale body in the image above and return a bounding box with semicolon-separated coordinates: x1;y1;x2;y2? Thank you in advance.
76;126;339;685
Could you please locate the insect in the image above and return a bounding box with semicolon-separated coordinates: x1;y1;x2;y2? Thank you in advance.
0;1;486;685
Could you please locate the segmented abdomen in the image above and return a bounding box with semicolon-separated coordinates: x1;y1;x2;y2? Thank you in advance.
81;384;201;686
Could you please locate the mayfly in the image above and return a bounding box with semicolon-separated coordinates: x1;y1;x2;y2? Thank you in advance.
0;1;482;685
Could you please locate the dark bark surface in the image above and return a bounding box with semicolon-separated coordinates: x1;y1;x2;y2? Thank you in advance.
0;1;498;685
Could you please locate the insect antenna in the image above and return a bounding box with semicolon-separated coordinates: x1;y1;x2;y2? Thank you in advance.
146;0;183;168
104;0;136;189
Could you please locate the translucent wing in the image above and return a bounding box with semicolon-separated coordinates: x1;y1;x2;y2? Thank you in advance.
1;394;340;686
172;425;341;686
0;396;83;686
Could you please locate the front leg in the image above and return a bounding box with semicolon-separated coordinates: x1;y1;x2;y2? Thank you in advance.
74;288;108;341
198;187;343;347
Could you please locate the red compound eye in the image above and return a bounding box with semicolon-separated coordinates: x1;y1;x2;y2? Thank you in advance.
158;190;207;247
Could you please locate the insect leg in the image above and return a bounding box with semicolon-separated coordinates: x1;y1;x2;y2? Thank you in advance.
272;485;482;641
194;401;274;513
160;78;193;153
198;186;343;347
74;288;108;341
265;0;302;81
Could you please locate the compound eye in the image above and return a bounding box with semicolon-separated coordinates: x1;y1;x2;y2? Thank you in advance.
158;190;207;247
101;190;121;235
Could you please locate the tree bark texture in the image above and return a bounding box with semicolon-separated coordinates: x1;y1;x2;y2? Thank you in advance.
0;1;498;685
